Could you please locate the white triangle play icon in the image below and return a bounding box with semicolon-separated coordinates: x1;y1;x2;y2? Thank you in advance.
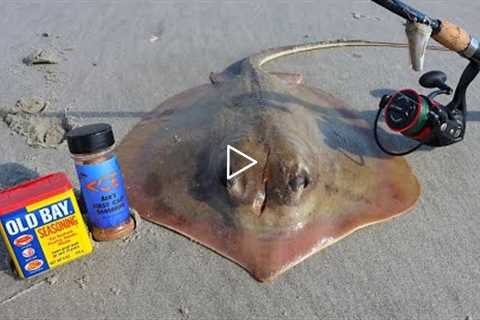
226;145;258;180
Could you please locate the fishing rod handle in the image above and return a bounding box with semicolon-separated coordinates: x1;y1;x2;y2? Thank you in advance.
433;20;473;54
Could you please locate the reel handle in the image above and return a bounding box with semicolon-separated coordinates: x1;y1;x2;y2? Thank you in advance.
419;70;452;93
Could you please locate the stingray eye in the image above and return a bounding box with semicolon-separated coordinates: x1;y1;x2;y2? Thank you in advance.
226;176;238;189
288;172;310;192
220;167;238;189
219;167;227;186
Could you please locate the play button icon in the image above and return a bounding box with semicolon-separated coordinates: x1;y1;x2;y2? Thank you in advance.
227;145;258;180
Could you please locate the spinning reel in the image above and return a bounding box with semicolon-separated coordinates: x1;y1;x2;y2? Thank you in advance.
371;0;480;156
374;63;479;155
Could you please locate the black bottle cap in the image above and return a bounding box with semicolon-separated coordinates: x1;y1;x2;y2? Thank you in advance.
66;123;115;154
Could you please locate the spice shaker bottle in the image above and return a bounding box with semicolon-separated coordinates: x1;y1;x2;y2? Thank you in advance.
66;123;134;241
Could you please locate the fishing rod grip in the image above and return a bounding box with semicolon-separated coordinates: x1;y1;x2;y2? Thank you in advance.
432;20;471;53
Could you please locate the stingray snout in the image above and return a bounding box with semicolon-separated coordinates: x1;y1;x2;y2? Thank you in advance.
226;173;267;216
225;157;313;215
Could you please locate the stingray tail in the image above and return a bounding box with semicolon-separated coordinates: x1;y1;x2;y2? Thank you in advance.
246;39;447;70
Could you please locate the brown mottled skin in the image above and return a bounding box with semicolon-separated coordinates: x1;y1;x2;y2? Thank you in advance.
117;40;444;281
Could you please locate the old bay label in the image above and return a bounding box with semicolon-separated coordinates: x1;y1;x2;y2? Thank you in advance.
0;190;92;278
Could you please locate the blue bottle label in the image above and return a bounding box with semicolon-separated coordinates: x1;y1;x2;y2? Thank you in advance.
75;155;130;228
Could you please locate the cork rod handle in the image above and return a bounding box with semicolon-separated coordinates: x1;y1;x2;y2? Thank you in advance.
432;20;471;53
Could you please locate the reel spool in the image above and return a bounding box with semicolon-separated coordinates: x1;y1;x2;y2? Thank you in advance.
384;89;434;141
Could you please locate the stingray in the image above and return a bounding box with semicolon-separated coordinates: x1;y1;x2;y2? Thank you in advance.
117;40;425;282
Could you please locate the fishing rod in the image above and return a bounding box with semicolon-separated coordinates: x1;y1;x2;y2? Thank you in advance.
371;0;480;155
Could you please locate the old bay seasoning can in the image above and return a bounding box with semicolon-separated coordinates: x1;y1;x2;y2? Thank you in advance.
0;172;93;279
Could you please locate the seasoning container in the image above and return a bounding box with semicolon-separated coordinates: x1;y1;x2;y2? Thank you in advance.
66;123;134;241
0;172;93;279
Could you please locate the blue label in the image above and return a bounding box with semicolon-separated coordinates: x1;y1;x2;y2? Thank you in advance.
1;207;51;278
75;155;130;228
